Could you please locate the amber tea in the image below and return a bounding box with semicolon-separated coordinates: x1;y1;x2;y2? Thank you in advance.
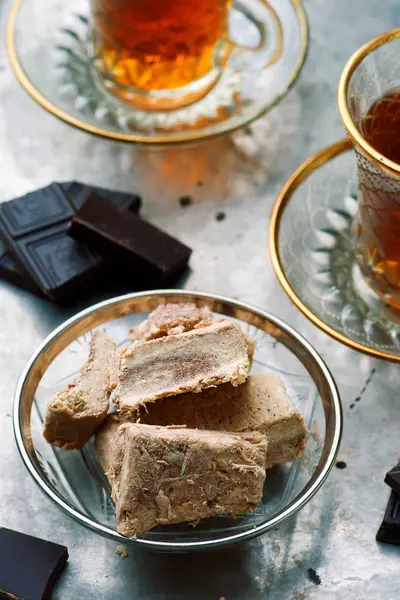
355;90;400;305
91;0;231;104
361;90;400;164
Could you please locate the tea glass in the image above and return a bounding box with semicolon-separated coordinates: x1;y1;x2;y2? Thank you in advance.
338;28;400;313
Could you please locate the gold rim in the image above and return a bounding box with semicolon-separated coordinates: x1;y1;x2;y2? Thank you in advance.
338;28;400;177
269;137;400;363
6;0;308;145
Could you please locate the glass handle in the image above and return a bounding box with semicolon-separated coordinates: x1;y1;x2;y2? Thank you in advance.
226;0;283;71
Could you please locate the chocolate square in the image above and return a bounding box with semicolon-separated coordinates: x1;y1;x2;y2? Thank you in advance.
0;527;68;600
376;491;400;546
0;183;74;237
385;462;400;496
0;182;141;302
69;194;191;284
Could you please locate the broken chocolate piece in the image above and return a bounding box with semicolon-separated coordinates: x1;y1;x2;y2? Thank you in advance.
0;238;41;295
61;181;141;213
376;491;400;546
385;462;400;496
0;182;141;302
0;527;68;600
43;330;119;450
115;321;250;413
104;423;267;536
69;194;192;284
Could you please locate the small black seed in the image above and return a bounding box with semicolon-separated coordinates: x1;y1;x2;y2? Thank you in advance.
355;396;361;402
349;403;355;409
307;568;321;586
216;211;226;222
179;195;192;207
244;126;253;136
335;461;347;470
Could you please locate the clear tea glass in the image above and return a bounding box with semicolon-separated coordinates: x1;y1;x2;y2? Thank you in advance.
89;0;283;110
338;29;400;312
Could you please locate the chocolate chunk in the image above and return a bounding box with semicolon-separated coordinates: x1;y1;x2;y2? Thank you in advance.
385;462;400;495
0;527;68;600
1;184;75;237
0;185;102;302
0;182;141;302
69;194;192;284
0;238;42;295
61;181;141;213
376;491;400;546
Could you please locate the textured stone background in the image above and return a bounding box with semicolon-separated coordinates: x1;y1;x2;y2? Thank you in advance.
0;0;400;598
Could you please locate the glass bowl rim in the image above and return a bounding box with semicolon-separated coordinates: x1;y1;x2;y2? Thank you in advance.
13;289;342;552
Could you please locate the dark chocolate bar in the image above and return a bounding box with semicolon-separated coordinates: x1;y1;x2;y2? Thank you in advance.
0;182;141;302
0;238;41;295
61;181;141;213
384;462;400;496
69;194;192;283
0;527;68;600
376;491;400;546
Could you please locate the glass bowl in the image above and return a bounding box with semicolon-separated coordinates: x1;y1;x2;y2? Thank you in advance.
14;290;342;552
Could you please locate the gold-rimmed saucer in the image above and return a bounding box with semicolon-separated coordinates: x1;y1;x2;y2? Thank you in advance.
270;138;400;362
6;0;308;144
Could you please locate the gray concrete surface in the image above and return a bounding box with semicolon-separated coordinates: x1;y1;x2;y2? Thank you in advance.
0;0;399;598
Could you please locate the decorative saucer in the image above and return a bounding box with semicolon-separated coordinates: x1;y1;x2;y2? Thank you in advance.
6;0;308;144
270;137;400;362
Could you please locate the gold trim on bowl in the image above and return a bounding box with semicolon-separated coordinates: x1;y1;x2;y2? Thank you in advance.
6;0;309;145
269;137;400;362
14;290;342;551
338;27;400;177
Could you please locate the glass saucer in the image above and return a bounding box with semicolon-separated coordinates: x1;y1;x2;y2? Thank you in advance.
270;138;400;362
14;290;341;552
6;0;308;144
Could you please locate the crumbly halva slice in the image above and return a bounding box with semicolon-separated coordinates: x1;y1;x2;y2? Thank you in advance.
129;302;255;365
106;423;267;537
115;321;249;414
245;335;255;364
100;374;307;468
137;373;307;467
43;330;119;450
128;302;217;341
95;413;123;473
